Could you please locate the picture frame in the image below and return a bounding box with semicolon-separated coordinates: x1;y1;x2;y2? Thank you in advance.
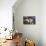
23;16;36;25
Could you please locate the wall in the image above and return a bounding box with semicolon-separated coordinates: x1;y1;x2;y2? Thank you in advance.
13;0;41;46
41;0;46;46
0;0;16;30
0;0;16;39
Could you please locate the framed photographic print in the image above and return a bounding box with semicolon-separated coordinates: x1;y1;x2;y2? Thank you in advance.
23;16;36;24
